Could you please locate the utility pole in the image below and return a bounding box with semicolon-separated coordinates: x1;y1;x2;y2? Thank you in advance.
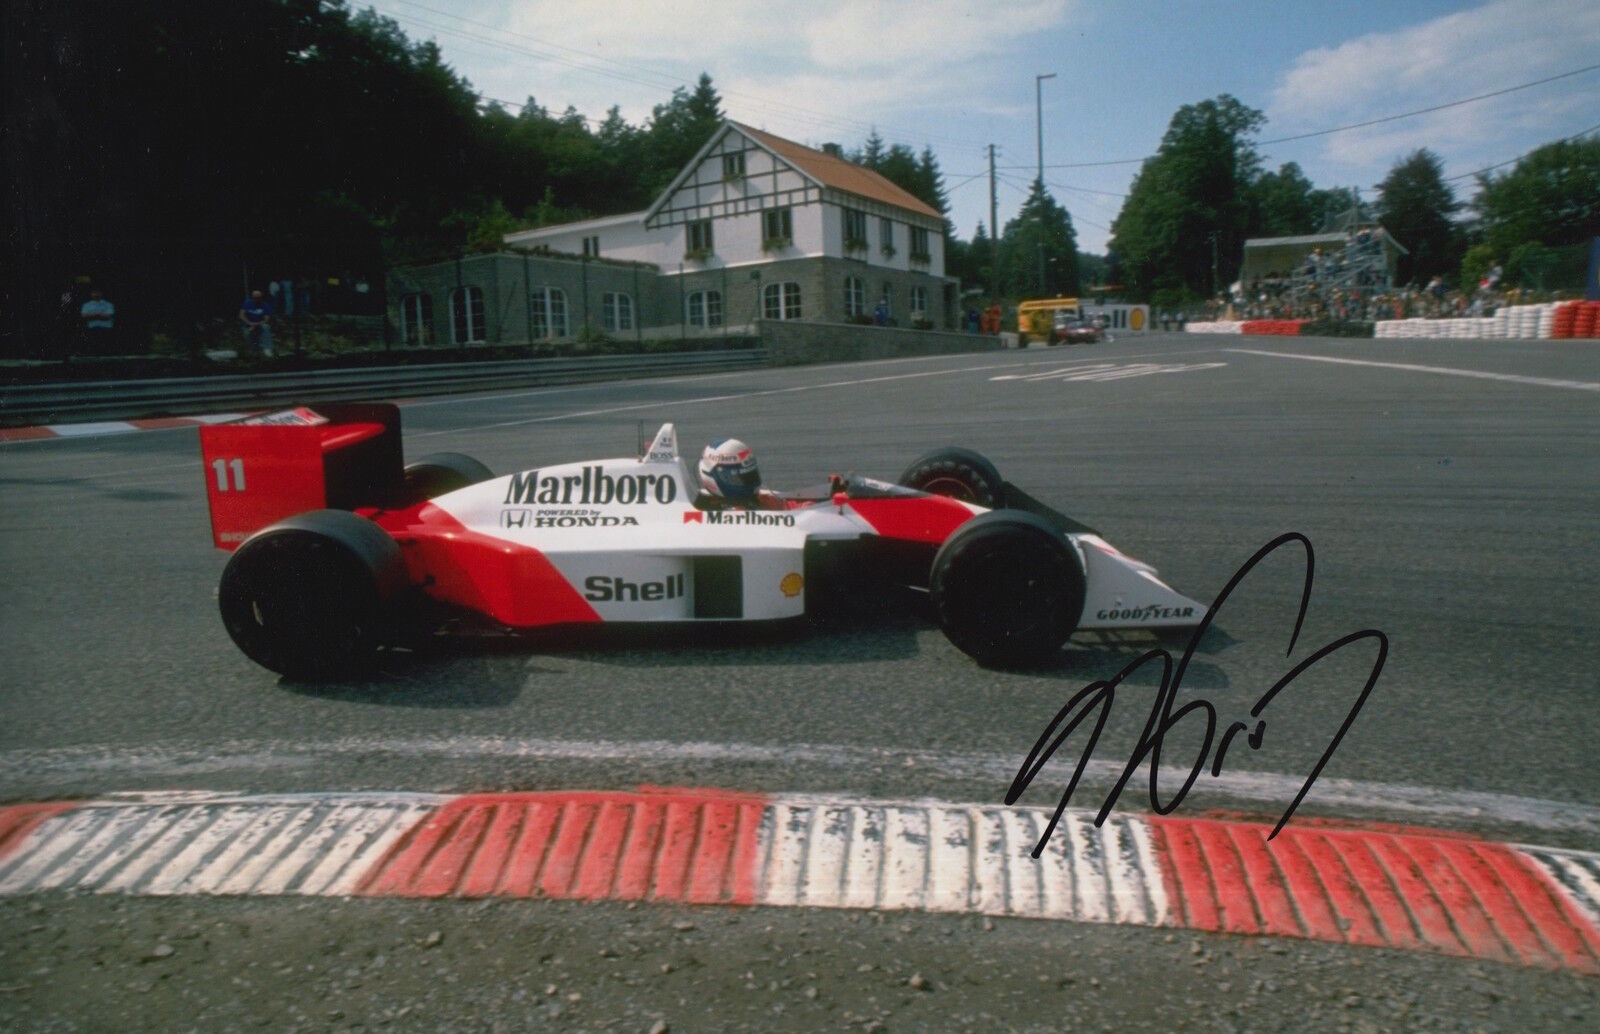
988;144;998;299
1203;233;1216;299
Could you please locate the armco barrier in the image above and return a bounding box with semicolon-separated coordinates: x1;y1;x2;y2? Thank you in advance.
0;349;766;426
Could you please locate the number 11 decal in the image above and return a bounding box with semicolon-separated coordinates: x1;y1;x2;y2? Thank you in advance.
212;458;246;492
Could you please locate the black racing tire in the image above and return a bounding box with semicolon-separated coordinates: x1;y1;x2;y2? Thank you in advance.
898;447;1006;509
401;452;494;503
218;510;408;680
929;510;1085;668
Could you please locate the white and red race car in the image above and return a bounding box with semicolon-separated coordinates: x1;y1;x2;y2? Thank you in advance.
201;403;1203;679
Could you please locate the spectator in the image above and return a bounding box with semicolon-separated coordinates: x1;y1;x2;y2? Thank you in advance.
239;289;274;357
79;287;115;355
966;307;980;334
873;298;888;326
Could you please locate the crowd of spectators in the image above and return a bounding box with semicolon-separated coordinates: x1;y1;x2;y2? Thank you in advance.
1209;282;1527;324
1192;230;1577;324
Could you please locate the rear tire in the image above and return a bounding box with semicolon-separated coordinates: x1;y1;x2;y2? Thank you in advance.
218;510;408;680
898;447;1005;509
401;452;493;503
929;511;1085;667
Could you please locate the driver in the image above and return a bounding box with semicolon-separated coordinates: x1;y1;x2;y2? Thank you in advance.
698;437;785;509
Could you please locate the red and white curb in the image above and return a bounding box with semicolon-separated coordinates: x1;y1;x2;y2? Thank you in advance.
3;789;1598;973
0;413;247;443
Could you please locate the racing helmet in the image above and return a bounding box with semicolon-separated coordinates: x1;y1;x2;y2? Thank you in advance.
699;437;762;502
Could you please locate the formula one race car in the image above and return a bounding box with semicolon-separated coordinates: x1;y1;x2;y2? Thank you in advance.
200;404;1203;679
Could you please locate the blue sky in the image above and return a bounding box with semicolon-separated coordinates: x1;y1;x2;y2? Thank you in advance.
365;0;1600;255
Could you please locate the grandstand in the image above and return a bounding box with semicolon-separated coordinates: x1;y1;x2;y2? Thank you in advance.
1236;192;1409;317
1238;226;1407;317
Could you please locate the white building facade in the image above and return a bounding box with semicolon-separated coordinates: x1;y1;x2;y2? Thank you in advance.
493;121;955;335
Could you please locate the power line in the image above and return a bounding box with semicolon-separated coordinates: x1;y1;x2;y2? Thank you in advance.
1442;120;1600;182
1258;62;1600;146
1001;61;1600;171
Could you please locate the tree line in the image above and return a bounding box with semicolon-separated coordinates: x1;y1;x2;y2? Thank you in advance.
1;1;969;353
1105;94;1600;308
4;1;1594;356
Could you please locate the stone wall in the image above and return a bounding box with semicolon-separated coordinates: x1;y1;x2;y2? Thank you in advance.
758;319;1002;366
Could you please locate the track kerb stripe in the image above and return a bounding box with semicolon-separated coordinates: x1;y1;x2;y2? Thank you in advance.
0;803;79;861
1148;815;1600;972
354;788;767;904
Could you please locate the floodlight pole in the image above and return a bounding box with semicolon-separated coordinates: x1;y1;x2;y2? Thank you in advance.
1035;73;1056;297
1035;73;1056;187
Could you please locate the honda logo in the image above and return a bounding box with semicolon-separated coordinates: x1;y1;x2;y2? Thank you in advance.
500;509;531;528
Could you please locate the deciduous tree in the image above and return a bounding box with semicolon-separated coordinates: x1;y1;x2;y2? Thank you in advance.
1108;95;1264;301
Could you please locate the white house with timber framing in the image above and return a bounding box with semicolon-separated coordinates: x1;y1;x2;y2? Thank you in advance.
481;120;956;336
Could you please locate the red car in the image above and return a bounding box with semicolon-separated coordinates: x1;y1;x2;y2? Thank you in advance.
1052;317;1102;345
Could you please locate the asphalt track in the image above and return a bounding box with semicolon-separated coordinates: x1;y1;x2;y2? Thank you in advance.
3;331;1599;1029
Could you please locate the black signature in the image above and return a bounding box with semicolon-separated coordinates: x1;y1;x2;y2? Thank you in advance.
1006;532;1387;857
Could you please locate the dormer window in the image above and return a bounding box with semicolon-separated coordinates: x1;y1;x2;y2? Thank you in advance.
722;152;746;180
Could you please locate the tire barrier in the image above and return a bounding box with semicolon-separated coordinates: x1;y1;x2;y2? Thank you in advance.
1184;320;1244;334
1373;304;1564;340
1185;320;1303;336
1239;319;1306;336
1550;300;1600;339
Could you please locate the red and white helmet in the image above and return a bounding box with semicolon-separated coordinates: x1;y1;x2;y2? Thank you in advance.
699;437;761;501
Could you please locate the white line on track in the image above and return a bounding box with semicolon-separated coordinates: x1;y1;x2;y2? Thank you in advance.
402;347;1233;440
6;736;1598;836
1227;348;1600;392
402;360;1026;439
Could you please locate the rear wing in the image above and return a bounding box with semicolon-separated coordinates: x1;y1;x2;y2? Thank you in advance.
199;403;403;550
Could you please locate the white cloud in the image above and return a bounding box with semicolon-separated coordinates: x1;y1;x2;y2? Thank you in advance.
437;0;1078;144
1269;0;1600;153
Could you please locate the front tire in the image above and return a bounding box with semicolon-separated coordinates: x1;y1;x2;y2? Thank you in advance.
218;510;408;680
898;447;1005;508
929;511;1085;667
401;452;493;503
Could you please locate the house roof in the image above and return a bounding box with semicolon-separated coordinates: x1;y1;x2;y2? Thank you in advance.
1243;229;1408;255
1242;233;1349;249
730;122;944;221
505;210;646;244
